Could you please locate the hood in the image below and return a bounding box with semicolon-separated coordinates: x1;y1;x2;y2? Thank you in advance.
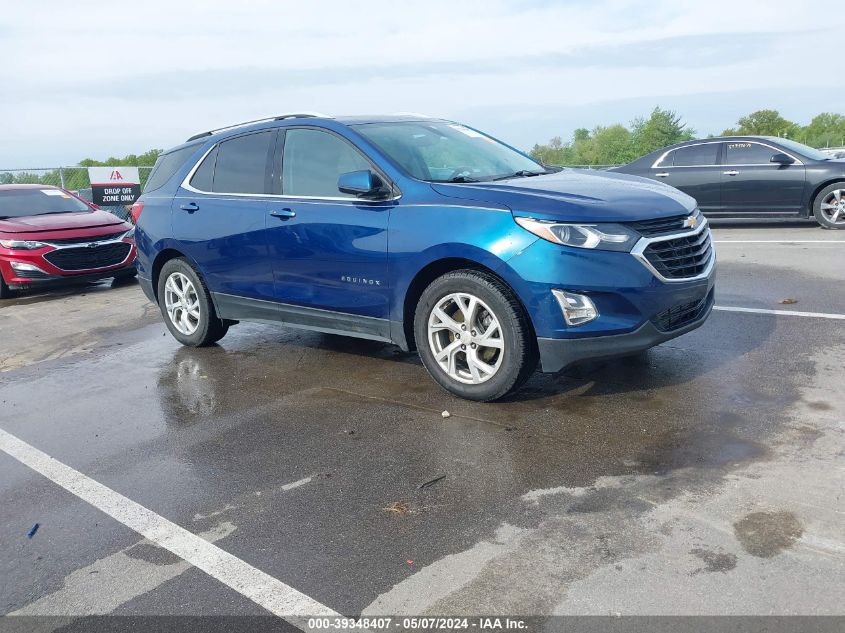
432;168;697;222
0;210;127;235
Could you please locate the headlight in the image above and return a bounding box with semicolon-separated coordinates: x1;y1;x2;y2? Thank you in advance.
0;239;48;250
514;217;640;252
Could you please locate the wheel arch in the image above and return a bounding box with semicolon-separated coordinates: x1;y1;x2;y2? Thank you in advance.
150;247;197;301
808;178;845;216
400;257;535;351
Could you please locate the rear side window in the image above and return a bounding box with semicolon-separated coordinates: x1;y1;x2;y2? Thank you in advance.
671;144;719;167
212;131;274;194
144;145;198;193
725;142;777;165
282;128;372;197
190;146;218;192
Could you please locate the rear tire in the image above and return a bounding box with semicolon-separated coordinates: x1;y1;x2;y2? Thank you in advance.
414;269;537;401
812;182;845;229
157;258;229;346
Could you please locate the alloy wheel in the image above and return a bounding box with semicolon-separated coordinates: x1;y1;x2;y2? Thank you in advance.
164;272;201;335
820;189;845;225
427;292;504;384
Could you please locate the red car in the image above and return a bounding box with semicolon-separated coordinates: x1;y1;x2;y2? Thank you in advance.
0;184;136;298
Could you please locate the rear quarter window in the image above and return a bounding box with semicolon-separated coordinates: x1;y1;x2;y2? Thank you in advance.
144;145;200;193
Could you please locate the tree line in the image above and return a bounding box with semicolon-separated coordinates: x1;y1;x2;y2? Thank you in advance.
529;108;845;167
3;108;845;188
0;150;163;189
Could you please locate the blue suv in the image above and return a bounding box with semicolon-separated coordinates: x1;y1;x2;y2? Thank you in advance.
134;114;715;401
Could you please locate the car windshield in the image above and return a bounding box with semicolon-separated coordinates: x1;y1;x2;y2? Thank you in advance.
0;188;90;219
354;121;547;182
768;138;831;161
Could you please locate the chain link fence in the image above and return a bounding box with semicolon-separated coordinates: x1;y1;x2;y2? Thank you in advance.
0;166;155;222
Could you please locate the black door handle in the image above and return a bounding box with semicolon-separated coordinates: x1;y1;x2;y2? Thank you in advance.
180;202;199;212
270;208;296;220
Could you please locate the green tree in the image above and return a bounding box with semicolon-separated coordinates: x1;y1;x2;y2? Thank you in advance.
580;125;633;165
801;113;845;148
723;109;799;138
630;107;695;156
78;149;162;167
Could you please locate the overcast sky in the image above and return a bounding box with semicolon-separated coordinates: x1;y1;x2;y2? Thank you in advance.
2;0;843;166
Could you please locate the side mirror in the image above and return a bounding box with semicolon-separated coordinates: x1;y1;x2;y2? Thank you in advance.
337;170;390;198
770;152;795;165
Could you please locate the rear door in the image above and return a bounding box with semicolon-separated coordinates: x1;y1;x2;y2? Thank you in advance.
172;130;276;300
648;142;722;212
719;141;805;215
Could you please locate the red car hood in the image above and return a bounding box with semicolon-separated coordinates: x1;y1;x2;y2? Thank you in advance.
0;210;127;235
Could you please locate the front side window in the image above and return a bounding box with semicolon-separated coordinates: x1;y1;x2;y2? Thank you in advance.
671;143;719;167
725;142;778;165
282;128;372;198
212;131;273;194
354;121;545;182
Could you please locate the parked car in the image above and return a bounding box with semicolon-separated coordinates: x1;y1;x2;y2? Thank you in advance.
0;184;137;298
134;114;714;401
612;136;845;229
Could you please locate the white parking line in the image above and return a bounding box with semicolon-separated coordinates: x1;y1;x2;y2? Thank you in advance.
714;306;845;320
713;240;845;244
0;427;338;629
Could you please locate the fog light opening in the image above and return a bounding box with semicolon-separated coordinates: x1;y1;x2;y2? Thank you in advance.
552;289;598;326
10;261;48;274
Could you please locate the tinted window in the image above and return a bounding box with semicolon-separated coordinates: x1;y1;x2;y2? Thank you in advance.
213;132;273;194
282;129;372;197
0;188;90;219
190;146;217;191
671;144;719;167
144;145;198;192
725;142;778;165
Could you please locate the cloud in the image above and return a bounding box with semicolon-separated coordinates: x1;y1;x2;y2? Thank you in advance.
0;0;842;165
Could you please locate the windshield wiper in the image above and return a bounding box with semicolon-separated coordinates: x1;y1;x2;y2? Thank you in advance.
490;170;547;181
32;211;74;216
442;175;480;183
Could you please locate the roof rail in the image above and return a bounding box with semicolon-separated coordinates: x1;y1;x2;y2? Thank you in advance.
185;112;331;142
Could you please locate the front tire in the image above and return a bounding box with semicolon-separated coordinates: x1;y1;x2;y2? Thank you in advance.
0;271;12;300
812;182;845;229
157;258;229;346
414;269;537;401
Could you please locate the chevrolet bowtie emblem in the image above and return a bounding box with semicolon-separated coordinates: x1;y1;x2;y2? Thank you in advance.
683;216;698;229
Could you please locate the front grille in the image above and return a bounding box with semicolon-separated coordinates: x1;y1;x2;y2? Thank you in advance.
44;242;131;271
642;227;713;279
652;289;713;332
44;231;126;245
626;214;691;237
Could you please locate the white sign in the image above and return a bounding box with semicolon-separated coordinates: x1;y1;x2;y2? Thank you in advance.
87;166;140;186
87;166;142;206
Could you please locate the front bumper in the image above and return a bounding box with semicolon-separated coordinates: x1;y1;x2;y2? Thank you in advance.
537;288;714;373
6;262;137;290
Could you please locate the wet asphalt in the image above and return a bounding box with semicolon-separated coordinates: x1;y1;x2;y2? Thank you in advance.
0;222;843;619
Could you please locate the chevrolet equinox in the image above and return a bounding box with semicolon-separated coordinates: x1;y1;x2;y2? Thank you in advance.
134;114;715;401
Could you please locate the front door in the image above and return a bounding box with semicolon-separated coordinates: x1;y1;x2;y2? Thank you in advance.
266;127;392;331
647;142;722;212
719;141;806;215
